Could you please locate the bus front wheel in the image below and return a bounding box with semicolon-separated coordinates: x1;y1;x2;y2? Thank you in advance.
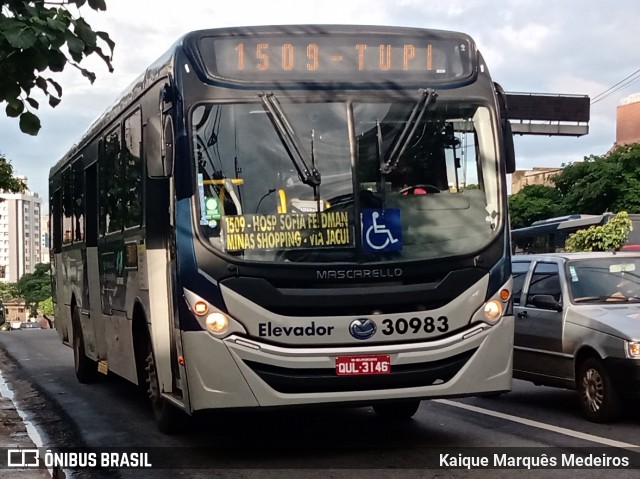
145;348;182;434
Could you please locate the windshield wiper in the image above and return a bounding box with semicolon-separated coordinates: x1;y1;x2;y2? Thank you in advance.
259;93;321;189
380;88;437;175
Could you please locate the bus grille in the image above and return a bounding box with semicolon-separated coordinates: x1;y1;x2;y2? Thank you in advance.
243;348;476;394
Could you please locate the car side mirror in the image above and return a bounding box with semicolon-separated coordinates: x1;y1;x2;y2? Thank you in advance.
530;294;563;312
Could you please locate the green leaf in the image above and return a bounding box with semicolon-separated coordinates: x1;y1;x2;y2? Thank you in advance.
48;50;67;72
96;31;115;55
5;101;24;118
65;32;85;55
72;0;88;7
46;17;68;32
4;25;37;49
88;0;108;12
25;97;39;110
74;17;97;46
19;111;41;136
79;67;96;83
35;76;48;93
48;96;61;108
47;78;63;97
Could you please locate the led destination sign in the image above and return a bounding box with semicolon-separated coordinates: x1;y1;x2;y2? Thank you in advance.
200;32;474;83
222;211;353;252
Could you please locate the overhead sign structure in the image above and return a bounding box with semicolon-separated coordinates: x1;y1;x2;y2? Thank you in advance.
505;93;590;137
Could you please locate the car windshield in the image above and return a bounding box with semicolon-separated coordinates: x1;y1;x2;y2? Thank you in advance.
191;97;500;263
568;258;640;302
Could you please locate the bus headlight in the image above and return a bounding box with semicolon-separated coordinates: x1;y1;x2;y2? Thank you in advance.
206;312;229;335
626;341;640;359
470;282;511;326
483;300;503;321
183;288;246;338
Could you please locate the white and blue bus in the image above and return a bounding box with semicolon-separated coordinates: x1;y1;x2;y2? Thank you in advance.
49;25;581;432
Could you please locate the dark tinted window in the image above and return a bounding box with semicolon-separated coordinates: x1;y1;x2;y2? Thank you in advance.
512;261;531;305
100;128;123;234
526;262;561;306
62;167;74;243
123;109;143;228
73;159;84;241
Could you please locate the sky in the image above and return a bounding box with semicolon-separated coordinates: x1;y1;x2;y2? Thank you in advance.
1;0;639;202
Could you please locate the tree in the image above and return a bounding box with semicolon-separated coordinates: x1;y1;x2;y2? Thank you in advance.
38;295;54;316
508;184;566;229
16;262;51;316
554;144;640;215
0;0;115;135
564;211;632;252
0;279;19;300
0;152;26;193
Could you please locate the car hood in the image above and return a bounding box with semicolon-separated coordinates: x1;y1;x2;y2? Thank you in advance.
567;304;640;340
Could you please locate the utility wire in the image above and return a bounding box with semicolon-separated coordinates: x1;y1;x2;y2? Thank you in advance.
591;67;640;105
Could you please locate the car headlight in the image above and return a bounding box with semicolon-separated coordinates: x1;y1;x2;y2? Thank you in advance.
626;341;640;359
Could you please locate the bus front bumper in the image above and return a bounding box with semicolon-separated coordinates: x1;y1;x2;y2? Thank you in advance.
181;316;514;411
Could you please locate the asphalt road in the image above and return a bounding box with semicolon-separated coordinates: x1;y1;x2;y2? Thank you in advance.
1;329;639;479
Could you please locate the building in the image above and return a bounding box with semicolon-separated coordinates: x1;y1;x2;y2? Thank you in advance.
510;166;563;195
616;93;640;146
0;177;43;282
3;297;27;322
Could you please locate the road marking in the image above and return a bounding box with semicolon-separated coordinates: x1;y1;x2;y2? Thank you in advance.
435;399;640;451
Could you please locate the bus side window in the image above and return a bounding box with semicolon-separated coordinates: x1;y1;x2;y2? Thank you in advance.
62;167;74;244
100;127;123;235
124;109;143;228
52;189;62;253
73;158;85;241
85;163;98;247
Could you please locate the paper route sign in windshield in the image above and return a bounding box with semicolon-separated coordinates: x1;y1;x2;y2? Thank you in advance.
222;211;353;251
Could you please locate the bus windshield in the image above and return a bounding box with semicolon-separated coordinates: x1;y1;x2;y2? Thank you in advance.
192;98;500;262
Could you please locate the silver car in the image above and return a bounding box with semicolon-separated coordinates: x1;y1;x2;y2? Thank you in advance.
512;252;640;422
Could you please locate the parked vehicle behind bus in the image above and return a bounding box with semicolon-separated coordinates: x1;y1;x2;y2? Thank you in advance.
512;252;640;422
511;214;640;254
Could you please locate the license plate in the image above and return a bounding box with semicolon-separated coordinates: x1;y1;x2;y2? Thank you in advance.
335;355;391;376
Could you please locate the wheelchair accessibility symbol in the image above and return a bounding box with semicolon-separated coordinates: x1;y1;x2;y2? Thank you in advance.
362;209;402;252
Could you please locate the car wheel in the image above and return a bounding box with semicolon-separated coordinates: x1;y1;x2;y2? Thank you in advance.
577;357;622;423
72;307;97;384
373;400;420;420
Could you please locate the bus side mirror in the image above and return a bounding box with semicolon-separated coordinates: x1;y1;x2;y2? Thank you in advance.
147;114;175;178
148;84;175;179
503;119;516;174
530;294;562;312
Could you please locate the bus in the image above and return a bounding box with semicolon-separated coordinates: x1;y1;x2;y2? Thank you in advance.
49;25;585;432
511;213;640;254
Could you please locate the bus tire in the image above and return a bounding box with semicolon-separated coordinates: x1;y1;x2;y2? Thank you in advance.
72;306;97;384
145;348;182;434
577;357;622;423
373;400;420;421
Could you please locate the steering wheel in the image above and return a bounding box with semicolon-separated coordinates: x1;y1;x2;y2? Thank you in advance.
399;184;441;195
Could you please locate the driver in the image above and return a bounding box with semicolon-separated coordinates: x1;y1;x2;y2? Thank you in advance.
389;164;428;195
